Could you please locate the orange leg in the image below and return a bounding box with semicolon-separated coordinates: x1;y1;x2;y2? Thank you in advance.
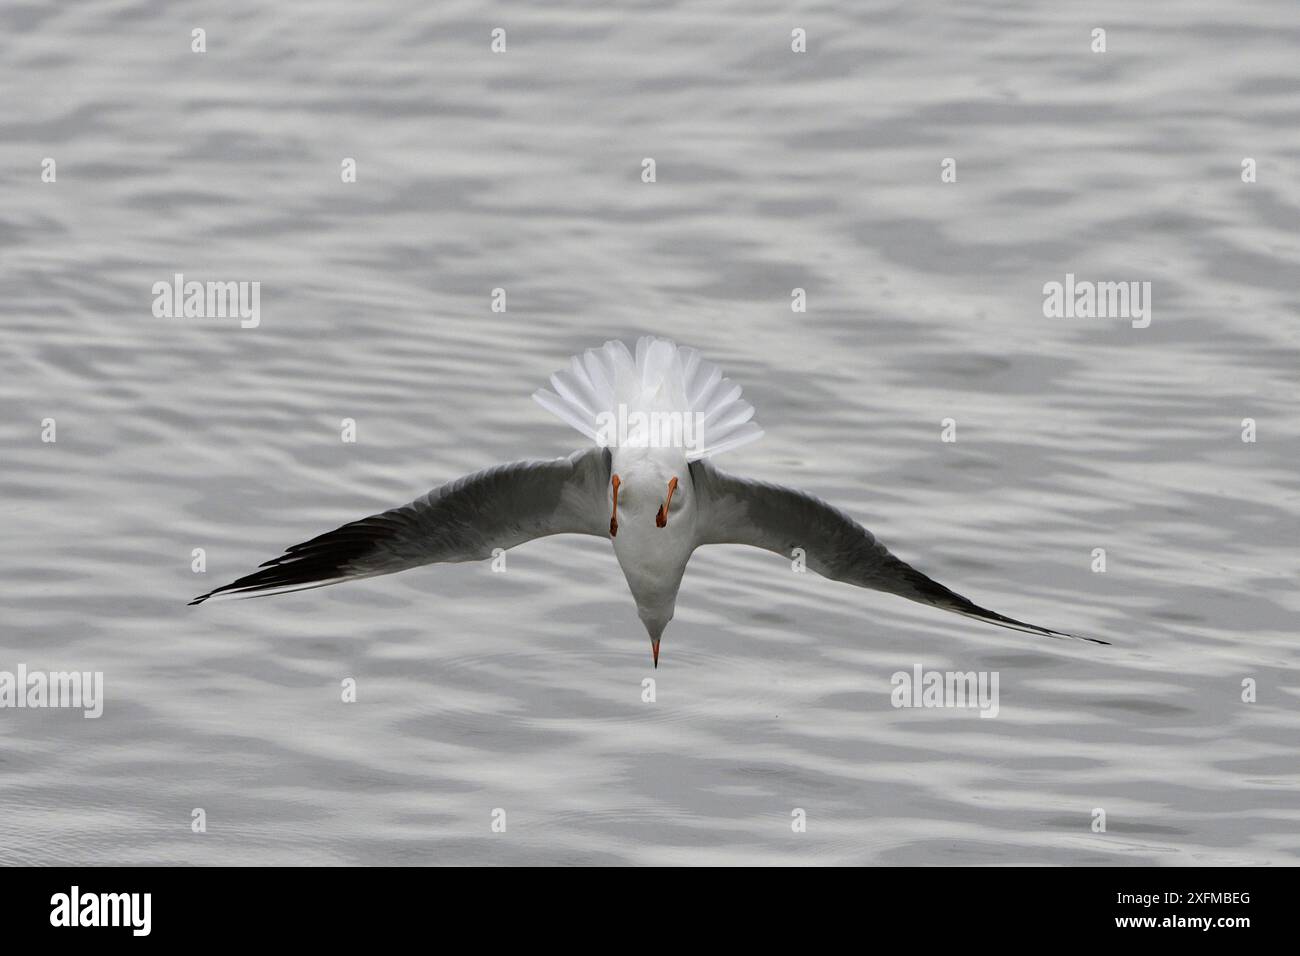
609;474;621;537
655;476;678;528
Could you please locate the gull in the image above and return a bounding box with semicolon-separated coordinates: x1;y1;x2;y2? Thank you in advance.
191;337;1106;662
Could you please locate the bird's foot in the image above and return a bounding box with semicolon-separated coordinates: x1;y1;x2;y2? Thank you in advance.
610;473;621;537
655;476;678;528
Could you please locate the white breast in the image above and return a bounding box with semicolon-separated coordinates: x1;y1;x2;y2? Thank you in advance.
609;446;696;628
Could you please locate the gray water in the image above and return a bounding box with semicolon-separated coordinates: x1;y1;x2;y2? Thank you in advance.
1;0;1298;866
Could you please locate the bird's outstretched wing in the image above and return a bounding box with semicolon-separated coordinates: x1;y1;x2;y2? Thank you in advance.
690;460;1106;644
190;448;610;605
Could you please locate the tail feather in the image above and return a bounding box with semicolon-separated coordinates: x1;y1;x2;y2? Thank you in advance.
533;337;764;461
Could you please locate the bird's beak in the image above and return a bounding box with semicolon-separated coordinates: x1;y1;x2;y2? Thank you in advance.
651;638;661;668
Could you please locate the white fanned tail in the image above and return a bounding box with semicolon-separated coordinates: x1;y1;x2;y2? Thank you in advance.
532;337;764;461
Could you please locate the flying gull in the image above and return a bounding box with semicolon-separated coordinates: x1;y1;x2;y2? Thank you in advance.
191;337;1106;662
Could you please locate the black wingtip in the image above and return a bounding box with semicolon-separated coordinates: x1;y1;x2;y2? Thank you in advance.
942;595;1108;645
1076;633;1111;646
962;610;1109;645
1045;630;1110;646
1021;621;1111;645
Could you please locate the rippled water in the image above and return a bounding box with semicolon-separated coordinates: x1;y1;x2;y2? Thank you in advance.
1;0;1298;865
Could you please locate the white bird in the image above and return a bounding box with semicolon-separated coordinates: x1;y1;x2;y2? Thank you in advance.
191;337;1106;662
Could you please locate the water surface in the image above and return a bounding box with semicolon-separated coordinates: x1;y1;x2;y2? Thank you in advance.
1;0;1297;865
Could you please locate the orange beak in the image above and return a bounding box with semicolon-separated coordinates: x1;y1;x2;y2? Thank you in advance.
651;639;661;668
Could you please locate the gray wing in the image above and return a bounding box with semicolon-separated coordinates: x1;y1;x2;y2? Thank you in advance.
690;460;1105;644
191;447;610;604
